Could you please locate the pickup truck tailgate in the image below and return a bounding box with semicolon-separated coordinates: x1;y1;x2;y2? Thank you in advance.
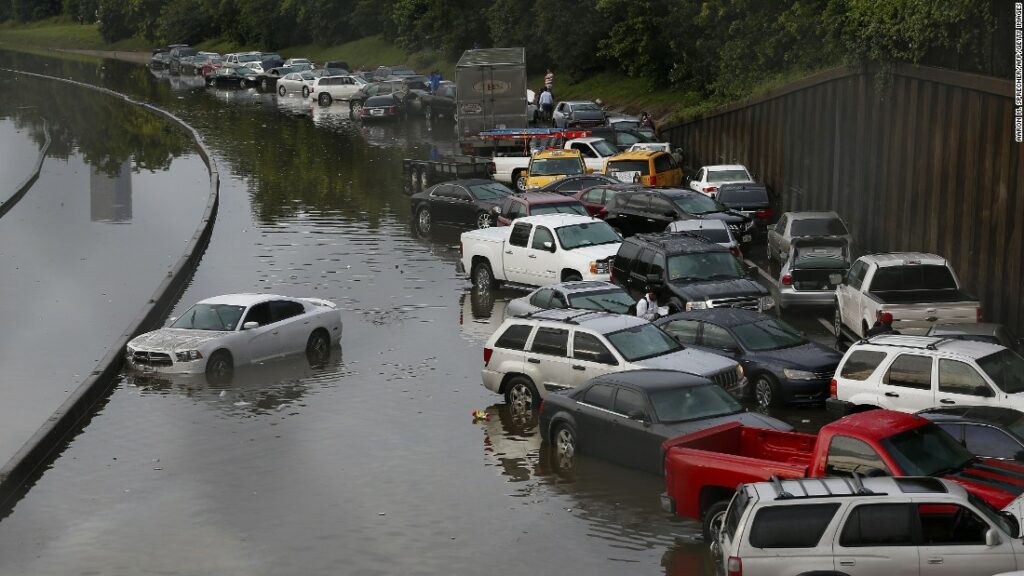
871;294;980;334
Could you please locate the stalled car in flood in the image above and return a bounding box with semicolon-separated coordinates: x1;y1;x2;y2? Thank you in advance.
504;281;635;317
126;294;343;381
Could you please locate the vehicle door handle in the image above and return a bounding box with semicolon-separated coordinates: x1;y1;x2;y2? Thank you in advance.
505;250;513;254
838;559;855;567
272;331;279;335
572;365;586;371
885;392;899;397
647;218;655;222
940;399;955;404
927;557;943;565
528;254;537;259
528;358;541;364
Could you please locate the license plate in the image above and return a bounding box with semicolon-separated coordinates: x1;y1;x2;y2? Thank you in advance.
741;234;752;243
371;109;384;116
829;273;843;285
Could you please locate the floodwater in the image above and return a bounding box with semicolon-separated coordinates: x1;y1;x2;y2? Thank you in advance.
0;50;837;576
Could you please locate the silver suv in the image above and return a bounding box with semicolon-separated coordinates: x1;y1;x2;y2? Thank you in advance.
714;475;1023;576
481;309;745;410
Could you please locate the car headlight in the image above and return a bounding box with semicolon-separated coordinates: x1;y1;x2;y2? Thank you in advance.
736;364;745;380
175;350;203;362
685;300;710;311
783;368;816;380
758;295;775;311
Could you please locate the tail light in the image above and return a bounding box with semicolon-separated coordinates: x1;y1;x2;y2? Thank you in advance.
755;208;774;220
727;557;742;576
703;186;718;194
649;175;657;186
829;379;838;397
483;347;493;366
782;274;792;286
730;247;740;257
977;307;983;322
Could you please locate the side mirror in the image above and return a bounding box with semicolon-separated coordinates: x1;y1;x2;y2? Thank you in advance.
1000;511;1021;538
242;321;259;330
664;210;676;218
986;528;1003;547
975;385;995;398
543;241;555;252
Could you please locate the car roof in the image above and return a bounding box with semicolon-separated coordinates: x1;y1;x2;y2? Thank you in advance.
197;293;290;307
658;308;770;327
746;476;962;504
434;178;495;188
859;252;948;267
784;210;841;220
564;100;597;105
569;137;607;144
525;308;647;332
627;232;724;253
703;164;748;171
545;280;621;294
514;213;600;227
365;94;399;103
918;406;1024;428
653;187;702;198
588;369;710;391
828;410;930;442
517;191;582;204
857;334;1006;359
671;219;728;231
532;149;583;159
608;150;660;160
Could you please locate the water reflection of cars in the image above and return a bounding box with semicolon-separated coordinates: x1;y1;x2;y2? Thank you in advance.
480;404;546;482
505;281;634;318
459;287;511;345
205;66;258;89
539;369;791;475
126;293;343;381
410;179;515;233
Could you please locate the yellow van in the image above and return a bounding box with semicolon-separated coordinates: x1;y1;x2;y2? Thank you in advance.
603;150;683;188
524;149;589;190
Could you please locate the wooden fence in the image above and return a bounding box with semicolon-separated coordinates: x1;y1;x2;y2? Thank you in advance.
662;65;1023;336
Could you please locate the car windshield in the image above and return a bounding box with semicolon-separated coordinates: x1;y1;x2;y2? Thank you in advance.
530;158;584;176
793;244;848;268
673;194;726;215
977;349;1024;394
555;221;620;250
790;217;848;237
717;188;768;204
708;169;751;182
607;160;650;176
667;252;745;282
613;120;640;129
574;103;601;111
299;72;314;80
170;304;245;331
239;54;261;62
468;182;513;200
533;203;588;216
881;423;975;476
568;289;634;314
650;384;743;423
592;140;618;156
731;318;806;351
605;323;683;362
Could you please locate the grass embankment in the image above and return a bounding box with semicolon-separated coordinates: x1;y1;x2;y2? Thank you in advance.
0;21;827;124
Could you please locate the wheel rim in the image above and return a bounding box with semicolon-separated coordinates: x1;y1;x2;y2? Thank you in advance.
351;101;361;114
555;427;575;469
508;382;533;411
279;86;286;96
240;79;246;88
417;209;431;232
302;87;309;98
755;377;773;407
515;175;527;192
474;265;491;287
309;335;329;361
210;357;229;378
477;212;492;228
708;509;727;541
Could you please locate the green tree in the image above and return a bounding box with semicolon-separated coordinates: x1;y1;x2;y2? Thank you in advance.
532;0;609;82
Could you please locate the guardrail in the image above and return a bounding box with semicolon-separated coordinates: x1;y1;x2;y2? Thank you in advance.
0;117;50;219
0;69;220;511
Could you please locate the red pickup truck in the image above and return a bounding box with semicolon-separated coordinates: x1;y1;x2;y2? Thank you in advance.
660;409;1024;540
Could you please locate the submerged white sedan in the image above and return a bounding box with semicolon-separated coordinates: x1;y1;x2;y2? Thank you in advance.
126;294;343;380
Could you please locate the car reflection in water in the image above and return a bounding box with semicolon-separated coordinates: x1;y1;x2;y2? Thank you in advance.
458;286;513;346
123;345;350;416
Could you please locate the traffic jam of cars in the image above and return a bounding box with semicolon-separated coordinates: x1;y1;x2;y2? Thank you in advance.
149;44;1024;576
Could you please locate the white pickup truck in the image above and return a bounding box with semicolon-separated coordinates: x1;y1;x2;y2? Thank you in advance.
835;253;981;340
460;214;620;288
492;138;616;192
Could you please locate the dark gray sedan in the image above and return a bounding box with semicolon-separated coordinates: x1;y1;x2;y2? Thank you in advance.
505;280;635;318
409;179;514;233
538;369;791;475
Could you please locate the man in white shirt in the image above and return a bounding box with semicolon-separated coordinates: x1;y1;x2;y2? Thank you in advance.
538;88;553;122
635;290;660;321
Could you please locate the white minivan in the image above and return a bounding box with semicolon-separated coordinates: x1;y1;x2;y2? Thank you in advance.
826;334;1024;418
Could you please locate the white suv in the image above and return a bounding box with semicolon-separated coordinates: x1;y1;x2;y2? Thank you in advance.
481;309;745;409
714;475;1023;576
826;334;1024;417
309;75;363;106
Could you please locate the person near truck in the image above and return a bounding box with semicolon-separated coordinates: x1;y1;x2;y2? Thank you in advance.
538;88;554;123
865;311;899;337
544;68;554;96
634;290;660;321
641;111;657;134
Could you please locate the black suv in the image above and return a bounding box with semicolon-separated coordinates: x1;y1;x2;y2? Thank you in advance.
715;183;776;238
603;188;752;239
610;232;772;313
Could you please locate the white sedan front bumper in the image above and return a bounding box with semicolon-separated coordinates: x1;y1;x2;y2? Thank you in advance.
125;346;207;374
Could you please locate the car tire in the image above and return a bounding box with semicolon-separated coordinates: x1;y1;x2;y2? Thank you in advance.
278;85;286;96
205;350;234;383
471;260;495;288
833;305;845;348
302;86;310;99
319;93;332;107
476;211;492;229
305;329;331;365
239;79;247;89
702;501;730;544
563;272;582;282
754;374;782;407
349;99;361;116
512;169;527;193
505;375;540;413
260;78;269;91
416;205;431;234
551;422;578;474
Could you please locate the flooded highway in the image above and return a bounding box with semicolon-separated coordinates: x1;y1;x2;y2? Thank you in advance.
0;50;836;575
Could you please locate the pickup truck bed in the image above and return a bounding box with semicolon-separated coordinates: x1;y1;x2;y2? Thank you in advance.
869;288;977;305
